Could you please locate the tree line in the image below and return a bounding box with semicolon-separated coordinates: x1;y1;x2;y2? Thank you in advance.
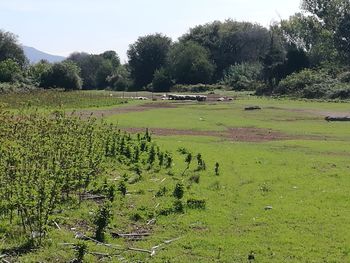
1;0;350;99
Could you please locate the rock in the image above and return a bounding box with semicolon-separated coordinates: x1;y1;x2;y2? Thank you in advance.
264;205;273;210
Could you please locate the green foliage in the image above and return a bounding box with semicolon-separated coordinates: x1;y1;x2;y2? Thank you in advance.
40;61;82;90
127;33;172;89
0;30;27;67
196;153;206;171
74;242;88;263
187;198;206;209
215;162;220;176
335;13;350;61
221;62;263;91
152;67;173;92
172;200;184;213
168;41;215;85
28;60;52;85
180;20;270;79
68;52;120;90
0;59;23;83
276;69;334;97
107;65;132;91
118;181;127;197
93;202;112;242
171;83;227;93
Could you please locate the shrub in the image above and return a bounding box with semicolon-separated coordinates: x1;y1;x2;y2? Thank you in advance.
0;59;23;83
173;183;184;199
173;200;184;213
171;84;227;93
275;69;335;97
221;62;263;91
94;202;112;242
40;61;82;90
187;198;206;209
152;67;173;92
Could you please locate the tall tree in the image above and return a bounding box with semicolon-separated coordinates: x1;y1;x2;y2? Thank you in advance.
0;30;26;67
180;20;270;79
40;61;82;90
127;34;172;89
67;52;116;89
168;41;215;85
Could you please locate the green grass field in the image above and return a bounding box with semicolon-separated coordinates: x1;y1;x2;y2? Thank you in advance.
1;91;350;262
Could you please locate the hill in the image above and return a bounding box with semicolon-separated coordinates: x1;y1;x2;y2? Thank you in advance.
23;46;65;64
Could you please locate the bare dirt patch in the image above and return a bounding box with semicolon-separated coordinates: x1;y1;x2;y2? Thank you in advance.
73;102;178;118
121;127;316;142
266;106;350;118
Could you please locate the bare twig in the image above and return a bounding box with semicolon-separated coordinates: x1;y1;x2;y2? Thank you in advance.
53;221;61;230
150;237;182;256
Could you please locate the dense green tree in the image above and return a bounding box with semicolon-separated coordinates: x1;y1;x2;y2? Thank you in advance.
168;41;215;85
101;50;120;68
180;20;270;79
68;52;118;89
0;59;23;83
279;13;338;65
28;60;52;85
261;31;285;89
152;67;173;92
68;53;103;89
221;62;262;90
107;64;132;91
40;61;82;90
301;0;350;30
335;13;350;60
127;34;172;89
0;30;26;67
95;60;114;89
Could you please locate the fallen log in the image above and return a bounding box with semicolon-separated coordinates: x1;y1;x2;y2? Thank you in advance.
245;106;261;111
111;232;150;239
325;116;350;122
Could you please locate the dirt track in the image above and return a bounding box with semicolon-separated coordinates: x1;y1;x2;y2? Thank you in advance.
73;102;178;118
122;127;322;142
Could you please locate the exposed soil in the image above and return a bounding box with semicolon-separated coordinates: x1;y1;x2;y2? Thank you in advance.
266;106;350;118
121;127;321;142
73;102;178;118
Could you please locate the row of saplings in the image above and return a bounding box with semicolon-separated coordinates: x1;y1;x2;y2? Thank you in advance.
75;147;220;262
0;109;220;261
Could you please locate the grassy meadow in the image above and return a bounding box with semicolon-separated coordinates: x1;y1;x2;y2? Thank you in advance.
1;91;349;262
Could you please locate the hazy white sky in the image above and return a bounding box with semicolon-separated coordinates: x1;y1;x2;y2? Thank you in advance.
0;0;301;61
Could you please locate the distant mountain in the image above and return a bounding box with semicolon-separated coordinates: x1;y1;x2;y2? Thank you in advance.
23;46;66;64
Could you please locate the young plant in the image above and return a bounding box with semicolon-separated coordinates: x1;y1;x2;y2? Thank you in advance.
94;202;112;242
215;162;220;176
173;183;184;200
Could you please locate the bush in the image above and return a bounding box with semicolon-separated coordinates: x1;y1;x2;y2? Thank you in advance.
152;67;173;92
40;61;82;90
94;202;112;242
173;183;184;199
0;59;23;83
275;69;335;97
221;62;263;91
171;84;227;93
187;198;206;209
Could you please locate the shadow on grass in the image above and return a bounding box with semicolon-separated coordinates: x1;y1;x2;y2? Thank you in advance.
1;239;35;258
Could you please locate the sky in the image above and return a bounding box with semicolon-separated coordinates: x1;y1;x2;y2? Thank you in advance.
0;0;301;62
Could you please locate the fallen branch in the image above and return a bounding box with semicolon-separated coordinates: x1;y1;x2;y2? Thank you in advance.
53;221;61;230
111;232;150;238
150;237;182;257
73;231;151;255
